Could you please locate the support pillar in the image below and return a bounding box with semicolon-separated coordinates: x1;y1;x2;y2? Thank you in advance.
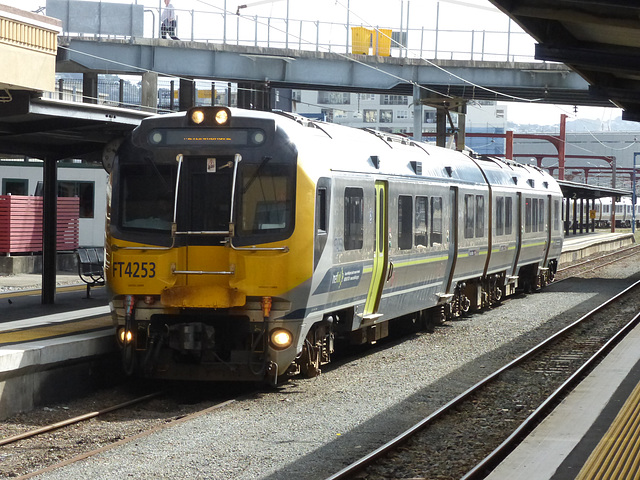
254;82;271;111
558;113;567;180
179;78;195;111
412;83;422;142
140;72;158;112
237;82;252;109
456;104;466;152
506;130;514;160
436;108;447;148
82;72;98;104
42;158;57;305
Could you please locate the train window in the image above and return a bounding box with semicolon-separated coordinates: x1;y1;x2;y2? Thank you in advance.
239;163;294;235
464;194;474;239
2;178;27;196
190;162;232;232
431;196;443;246
554;200;560;231
120;163;175;231
415;196;428;247
525;197;532;233
538;199;545;231
496;197;504;236
398;195;413;250
505;197;513;235
344;187;364;250
317;188;327;233
58;181;95;219
475;195;484;237
532;198;539;232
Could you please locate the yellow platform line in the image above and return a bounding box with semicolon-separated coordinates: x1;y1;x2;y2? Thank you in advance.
577;379;640;479
0;316;113;346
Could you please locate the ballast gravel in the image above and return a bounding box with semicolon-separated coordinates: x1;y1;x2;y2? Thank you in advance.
26;259;640;480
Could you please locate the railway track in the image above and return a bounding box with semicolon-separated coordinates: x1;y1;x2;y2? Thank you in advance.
0;383;249;479
556;243;640;280
326;280;640;479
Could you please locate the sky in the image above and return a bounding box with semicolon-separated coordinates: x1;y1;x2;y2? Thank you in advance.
5;0;626;127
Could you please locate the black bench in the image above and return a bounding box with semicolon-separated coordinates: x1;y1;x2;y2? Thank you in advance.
76;247;105;298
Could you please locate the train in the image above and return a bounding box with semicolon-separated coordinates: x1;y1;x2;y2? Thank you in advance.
592;196;639;228
103;106;564;384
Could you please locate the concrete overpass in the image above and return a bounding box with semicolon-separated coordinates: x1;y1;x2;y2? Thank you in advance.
57;37;608;108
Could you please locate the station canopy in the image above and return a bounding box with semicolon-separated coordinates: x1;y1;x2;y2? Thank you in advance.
558;180;631;201
488;1;640;122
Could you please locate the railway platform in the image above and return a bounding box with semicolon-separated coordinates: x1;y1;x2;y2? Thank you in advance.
0;278;112;419
558;231;635;267
0;231;635;421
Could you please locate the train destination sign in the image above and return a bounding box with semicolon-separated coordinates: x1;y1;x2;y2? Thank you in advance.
148;129;266;146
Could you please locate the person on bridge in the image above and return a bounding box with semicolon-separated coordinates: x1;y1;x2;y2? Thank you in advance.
161;0;179;40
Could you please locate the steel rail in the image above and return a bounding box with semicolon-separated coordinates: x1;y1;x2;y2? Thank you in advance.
462;291;640;479
325;278;640;480
0;392;164;447
557;243;640;274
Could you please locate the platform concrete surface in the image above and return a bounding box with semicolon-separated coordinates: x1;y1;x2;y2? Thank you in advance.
558;231;635;266
0;273;81;291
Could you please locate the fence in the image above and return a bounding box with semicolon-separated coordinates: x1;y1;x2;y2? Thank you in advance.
48;1;535;63
0;196;79;254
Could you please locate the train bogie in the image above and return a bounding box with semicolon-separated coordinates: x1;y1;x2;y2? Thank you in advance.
104;107;564;385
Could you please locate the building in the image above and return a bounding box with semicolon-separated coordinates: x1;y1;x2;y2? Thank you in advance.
290;90;508;155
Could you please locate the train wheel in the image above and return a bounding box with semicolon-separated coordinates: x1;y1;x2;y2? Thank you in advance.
299;323;333;378
300;341;321;378
493;286;503;304
461;296;471;314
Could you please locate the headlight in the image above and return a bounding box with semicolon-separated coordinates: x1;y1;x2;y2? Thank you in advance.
187;107;231;126
191;109;205;124
214;109;229;125
118;327;134;344
270;328;293;350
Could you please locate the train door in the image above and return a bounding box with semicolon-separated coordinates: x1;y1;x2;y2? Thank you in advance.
364;180;388;318
443;187;458;294
542;195;552;266
511;192;523;276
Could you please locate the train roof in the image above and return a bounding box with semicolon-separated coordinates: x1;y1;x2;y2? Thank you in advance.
272;111;562;194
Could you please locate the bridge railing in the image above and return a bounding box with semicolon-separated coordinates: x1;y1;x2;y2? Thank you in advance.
48;1;536;62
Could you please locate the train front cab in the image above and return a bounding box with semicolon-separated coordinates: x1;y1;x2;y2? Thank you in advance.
106;107;317;383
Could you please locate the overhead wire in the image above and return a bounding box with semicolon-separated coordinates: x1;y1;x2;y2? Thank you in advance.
331;0;543;104
55;0;632;165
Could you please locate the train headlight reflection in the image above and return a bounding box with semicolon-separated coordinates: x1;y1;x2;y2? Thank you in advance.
270;328;293;350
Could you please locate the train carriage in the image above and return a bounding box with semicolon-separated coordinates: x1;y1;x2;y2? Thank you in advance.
104;107;563;384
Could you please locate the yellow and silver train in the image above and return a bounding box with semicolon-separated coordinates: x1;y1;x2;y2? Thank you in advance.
104;107;564;384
